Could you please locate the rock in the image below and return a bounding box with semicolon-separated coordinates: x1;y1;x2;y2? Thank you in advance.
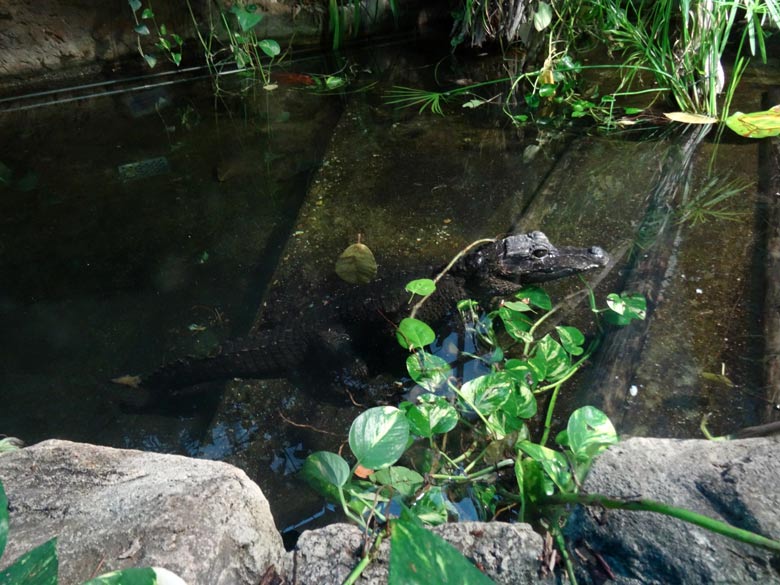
289;521;550;584
0;439;285;585
566;437;780;584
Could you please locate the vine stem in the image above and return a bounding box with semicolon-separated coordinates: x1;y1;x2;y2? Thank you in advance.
545;492;780;552
431;458;514;482
342;531;385;585
410;238;496;319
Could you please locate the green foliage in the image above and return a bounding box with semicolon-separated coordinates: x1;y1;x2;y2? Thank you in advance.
127;0;281;86
389;508;495;585
302;277;646;581
349;407;411;470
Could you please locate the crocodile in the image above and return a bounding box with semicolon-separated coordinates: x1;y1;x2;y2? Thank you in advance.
117;231;609;397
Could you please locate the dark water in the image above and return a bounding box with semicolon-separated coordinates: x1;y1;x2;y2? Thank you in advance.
1;40;775;528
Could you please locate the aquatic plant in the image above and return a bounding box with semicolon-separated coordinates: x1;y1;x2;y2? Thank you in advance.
301;239;780;582
676;175;752;227
128;1;282;87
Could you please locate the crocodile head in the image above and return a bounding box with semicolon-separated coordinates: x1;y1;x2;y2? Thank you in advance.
453;231;609;293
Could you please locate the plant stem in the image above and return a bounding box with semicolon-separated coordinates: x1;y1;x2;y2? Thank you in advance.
545;492;780;553
431;458;514;482
539;382;563;446
553;528;578;585
342;531;385;585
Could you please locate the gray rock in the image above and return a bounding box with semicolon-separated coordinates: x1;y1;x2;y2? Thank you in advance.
0;439;284;585
566;437;780;584
289;521;550;584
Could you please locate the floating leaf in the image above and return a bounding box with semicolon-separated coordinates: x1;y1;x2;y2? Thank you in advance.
663;112;718;124
349;406;410;470
335;242;377;284
397;317;435;350
725;105;780;138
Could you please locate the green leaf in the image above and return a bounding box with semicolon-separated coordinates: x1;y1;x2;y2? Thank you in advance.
604;292;647;325
516;286;552;310
502;380;537;419
230;4;264;31
335;242;377;284
171;52;182;66
156;37;171;51
533;1;553;31
497;306;533;342
397;318;435;350
128;0;142;13
0;537;58;585
159;23;167;35
517;441;574;494
518;457;555;502
134;24;150;35
534;335;571;381
143;54;157;68
390;507;496;584
349;406;410;470
406;351;450;392
501;300;531;312
140;8;154;18
370;466;424;498
405;278;436;296
539;84;556;98
505;359;538;388
725;106;780;138
325;76;346;90
566;406;618;464
556;326;585;356
0;481;7;558
81;567;161;584
402;394;459;438
459;372;513;416
408;487;450;526
258;39;281;57
462;99;485;109
302;451;350;489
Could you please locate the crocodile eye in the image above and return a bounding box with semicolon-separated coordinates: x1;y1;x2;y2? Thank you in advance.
532;248;548;258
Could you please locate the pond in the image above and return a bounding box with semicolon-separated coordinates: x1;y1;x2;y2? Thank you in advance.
1;37;777;531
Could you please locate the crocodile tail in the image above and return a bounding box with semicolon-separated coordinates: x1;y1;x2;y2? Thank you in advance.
139;336;298;392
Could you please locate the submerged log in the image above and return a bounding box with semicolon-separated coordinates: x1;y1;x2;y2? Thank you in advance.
582;125;711;429
761;88;780;421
